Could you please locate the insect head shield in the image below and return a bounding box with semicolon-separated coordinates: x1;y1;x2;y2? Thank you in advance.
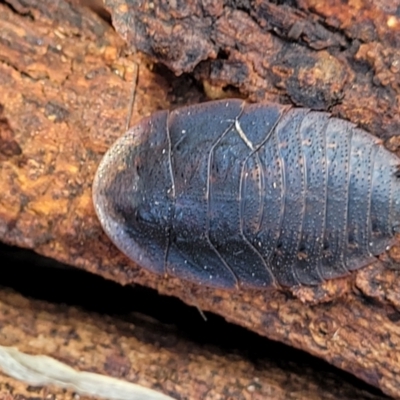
93;111;171;275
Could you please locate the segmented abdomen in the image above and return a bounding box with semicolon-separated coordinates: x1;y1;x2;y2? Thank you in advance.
165;100;400;288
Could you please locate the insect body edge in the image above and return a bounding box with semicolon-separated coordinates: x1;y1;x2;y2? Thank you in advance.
92;100;400;289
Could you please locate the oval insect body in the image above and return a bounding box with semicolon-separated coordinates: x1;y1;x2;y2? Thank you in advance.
92;100;400;289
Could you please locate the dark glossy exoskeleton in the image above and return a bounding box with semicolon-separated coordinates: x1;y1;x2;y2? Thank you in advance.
92;100;400;289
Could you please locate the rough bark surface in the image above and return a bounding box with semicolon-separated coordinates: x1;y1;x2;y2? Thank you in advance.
0;375;94;400
0;0;400;398
107;0;400;140
0;287;389;400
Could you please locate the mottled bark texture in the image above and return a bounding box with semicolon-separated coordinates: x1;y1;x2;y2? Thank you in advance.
107;0;400;139
0;0;400;398
0;287;388;400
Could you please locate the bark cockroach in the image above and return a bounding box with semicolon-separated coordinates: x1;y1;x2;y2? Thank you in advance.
93;100;400;289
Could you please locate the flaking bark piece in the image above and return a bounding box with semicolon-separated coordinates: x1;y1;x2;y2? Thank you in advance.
105;0;400;139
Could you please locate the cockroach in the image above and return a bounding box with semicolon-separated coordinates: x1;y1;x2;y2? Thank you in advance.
92;99;400;289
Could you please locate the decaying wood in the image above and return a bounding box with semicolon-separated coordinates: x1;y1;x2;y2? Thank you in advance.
0;287;388;400
107;0;400;140
0;373;95;400
0;0;399;398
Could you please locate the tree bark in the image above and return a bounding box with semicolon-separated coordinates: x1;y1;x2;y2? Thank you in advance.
0;286;387;400
107;0;400;139
0;0;400;398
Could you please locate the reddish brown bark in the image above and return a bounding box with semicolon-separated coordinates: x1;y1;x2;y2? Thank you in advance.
0;0;400;398
0;287;387;400
107;0;400;140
